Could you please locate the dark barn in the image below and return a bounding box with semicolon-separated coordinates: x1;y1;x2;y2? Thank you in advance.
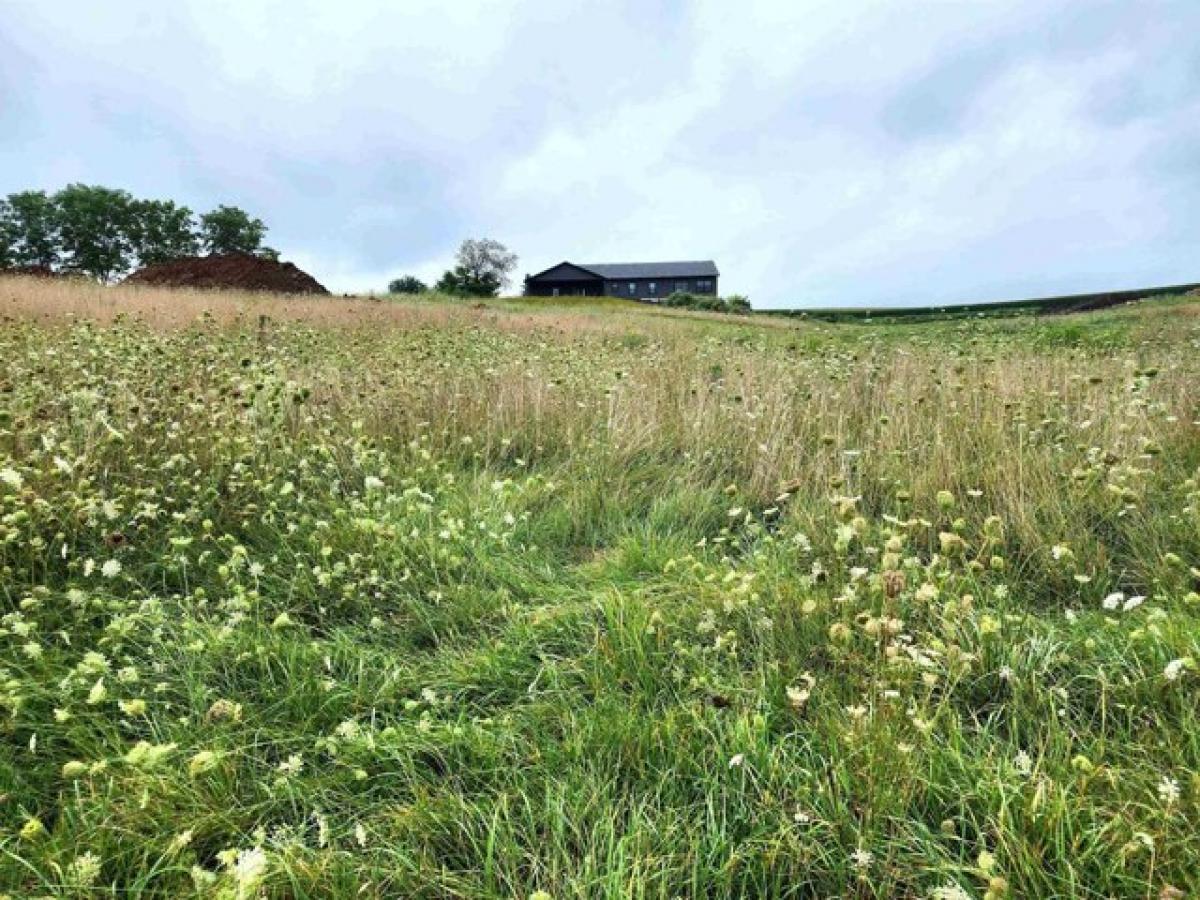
524;260;719;302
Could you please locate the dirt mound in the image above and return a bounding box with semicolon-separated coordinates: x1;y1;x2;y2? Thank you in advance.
124;253;329;295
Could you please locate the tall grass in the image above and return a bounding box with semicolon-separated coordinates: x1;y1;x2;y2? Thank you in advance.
0;276;1197;897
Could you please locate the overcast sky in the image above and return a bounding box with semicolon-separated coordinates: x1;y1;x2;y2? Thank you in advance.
3;1;1198;307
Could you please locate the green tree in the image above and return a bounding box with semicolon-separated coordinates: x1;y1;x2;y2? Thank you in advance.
435;238;517;298
435;266;501;297
1;190;60;269
0;199;13;269
387;275;427;294
199;205;267;255
131;199;199;265
54;183;137;281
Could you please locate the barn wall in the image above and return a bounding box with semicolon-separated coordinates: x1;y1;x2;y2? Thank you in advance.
604;276;719;301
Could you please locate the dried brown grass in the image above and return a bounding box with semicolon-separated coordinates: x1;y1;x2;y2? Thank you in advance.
0;275;767;342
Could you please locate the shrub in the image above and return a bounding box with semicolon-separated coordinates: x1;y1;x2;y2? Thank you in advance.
388;275;427;295
725;294;752;314
663;290;751;314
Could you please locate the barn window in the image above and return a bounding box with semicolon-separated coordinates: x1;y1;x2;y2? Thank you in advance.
628;283;636;295
648;282;657;294
675;281;688;292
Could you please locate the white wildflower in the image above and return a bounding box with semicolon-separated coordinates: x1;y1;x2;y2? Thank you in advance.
1014;750;1033;776
277;753;303;776
66;851;102;888
1158;775;1181;806
1164;658;1190;682
231;847;268;896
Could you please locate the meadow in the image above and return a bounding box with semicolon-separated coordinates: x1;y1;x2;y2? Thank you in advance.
0;276;1198;898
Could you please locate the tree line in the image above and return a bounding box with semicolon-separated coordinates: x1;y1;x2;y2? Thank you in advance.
0;184;275;282
388;238;518;297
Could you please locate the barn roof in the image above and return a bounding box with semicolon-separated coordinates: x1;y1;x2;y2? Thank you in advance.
579;260;719;279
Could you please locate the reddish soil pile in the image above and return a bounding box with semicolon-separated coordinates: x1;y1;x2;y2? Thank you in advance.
124;253;329;295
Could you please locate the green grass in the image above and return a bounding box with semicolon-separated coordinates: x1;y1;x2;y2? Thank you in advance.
773;282;1200;323
0;283;1198;897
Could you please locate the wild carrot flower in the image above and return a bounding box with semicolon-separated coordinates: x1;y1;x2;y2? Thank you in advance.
229;847;268;896
1014;751;1033;776
206;698;244;723
1163;658;1190;682
1158;775;1181;806
66;852;102;888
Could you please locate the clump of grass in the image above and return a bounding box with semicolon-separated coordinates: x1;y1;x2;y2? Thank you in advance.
0;277;1197;897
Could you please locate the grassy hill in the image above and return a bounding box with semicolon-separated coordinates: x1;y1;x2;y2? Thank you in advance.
775;280;1200;323
1;276;1198;897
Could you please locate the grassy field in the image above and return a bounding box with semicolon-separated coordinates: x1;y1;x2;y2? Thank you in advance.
774;283;1200;324
1;276;1198;898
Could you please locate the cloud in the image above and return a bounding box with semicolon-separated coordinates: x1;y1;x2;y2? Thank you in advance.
2;0;1198;306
